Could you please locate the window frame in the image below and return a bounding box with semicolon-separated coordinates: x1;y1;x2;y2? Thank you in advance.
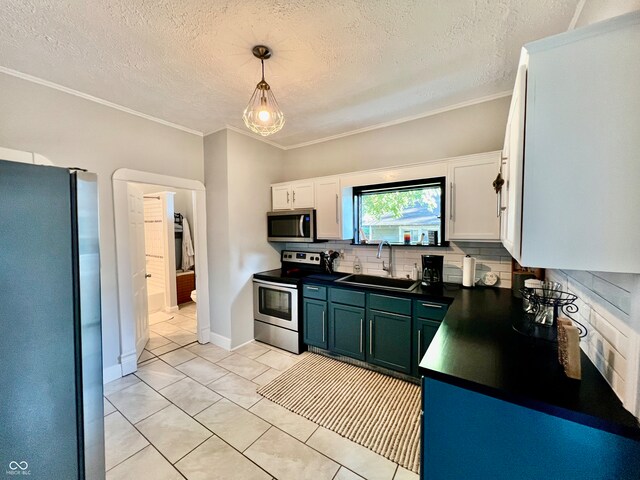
353;176;447;246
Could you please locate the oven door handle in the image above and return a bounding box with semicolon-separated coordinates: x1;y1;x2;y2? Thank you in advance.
299;215;304;237
253;279;299;292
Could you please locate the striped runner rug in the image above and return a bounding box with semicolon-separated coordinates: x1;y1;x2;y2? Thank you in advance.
257;353;421;473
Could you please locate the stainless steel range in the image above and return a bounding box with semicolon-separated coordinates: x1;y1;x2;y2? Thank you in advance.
253;250;330;354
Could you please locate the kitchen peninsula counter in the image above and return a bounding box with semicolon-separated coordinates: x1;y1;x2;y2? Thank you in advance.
417;286;640;480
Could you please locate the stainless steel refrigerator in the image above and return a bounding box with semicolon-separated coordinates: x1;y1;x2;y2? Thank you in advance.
0;159;105;479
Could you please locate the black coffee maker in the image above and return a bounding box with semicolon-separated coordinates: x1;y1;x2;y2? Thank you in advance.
421;255;444;287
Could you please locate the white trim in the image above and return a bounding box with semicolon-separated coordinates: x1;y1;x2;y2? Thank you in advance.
112;170;212;377
567;0;587;30
3;64;510;151
231;339;255;352
209;332;231;351
282;91;512;150
215;125;286;150
113;169;205;191
204;91;513;150
103;364;123;385
0;146;54;165
165;306;180;313
0;66;203;137
120;350;138;376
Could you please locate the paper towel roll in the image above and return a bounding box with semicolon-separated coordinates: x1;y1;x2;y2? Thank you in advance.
462;255;476;287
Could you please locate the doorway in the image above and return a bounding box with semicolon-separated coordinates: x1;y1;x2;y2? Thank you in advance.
113;169;210;377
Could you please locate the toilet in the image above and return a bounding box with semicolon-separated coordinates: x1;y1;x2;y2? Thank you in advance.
190;290;197;303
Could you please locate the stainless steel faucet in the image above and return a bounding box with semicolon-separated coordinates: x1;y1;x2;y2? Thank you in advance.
376;241;392;276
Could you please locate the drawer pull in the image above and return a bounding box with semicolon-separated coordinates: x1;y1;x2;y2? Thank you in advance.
370;309;409;318
306;286;320;291
421;302;443;309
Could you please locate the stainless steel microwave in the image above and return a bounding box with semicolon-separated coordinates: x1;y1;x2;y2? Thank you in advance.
267;209;316;242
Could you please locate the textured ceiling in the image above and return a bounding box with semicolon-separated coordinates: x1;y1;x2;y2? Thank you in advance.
0;0;580;147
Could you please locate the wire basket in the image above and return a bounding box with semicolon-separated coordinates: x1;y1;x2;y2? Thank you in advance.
513;287;587;341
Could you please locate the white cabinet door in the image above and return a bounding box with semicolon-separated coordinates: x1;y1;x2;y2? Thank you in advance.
315;178;354;240
292;182;315;209
516;14;640;273
447;153;501;241
315;179;340;239
501;60;527;261
272;185;292;210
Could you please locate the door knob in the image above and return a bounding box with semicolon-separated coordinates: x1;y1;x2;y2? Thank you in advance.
145;274;152;278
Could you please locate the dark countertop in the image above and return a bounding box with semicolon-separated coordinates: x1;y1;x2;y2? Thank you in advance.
300;275;640;440
301;274;459;305
419;287;640;440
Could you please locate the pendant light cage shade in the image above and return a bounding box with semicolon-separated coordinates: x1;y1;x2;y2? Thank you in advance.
242;84;285;136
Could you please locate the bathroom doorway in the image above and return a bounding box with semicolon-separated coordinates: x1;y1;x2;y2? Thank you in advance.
134;184;199;365
113;169;210;377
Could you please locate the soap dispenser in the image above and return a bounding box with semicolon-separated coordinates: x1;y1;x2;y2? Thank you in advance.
353;256;362;274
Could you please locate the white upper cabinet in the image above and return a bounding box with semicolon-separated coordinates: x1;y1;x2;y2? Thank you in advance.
500;59;527;260
291;182;314;209
271;181;315;210
314;177;353;240
505;12;640;273
272;184;292;210
447;152;501;241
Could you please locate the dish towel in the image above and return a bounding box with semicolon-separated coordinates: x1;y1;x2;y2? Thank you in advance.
181;217;195;271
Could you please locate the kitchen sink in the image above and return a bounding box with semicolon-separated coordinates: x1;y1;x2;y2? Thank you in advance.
335;274;420;292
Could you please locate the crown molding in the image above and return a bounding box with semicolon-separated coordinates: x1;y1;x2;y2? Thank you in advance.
282;90;512;150
2;64;512;150
209;90;512;151
0;66;203;136
215;124;286;150
568;0;587;30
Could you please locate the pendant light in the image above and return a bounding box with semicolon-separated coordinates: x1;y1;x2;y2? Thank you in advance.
242;45;285;136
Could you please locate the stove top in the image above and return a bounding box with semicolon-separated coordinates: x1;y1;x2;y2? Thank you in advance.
253;250;343;285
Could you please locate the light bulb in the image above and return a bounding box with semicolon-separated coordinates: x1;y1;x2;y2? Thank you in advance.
258;109;271;122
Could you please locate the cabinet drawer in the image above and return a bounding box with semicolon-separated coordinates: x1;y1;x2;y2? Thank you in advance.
414;300;448;321
329;288;365;307
303;284;327;300
368;293;412;316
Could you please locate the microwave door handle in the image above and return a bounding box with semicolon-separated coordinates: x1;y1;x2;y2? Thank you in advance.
299;215;304;237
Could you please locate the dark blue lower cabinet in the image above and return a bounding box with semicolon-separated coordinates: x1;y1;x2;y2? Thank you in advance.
367;309;412;374
303;298;327;349
329;304;365;360
421;377;640;479
412;319;440;376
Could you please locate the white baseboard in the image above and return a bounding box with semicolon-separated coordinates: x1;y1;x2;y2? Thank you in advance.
232;339;255;351
103;364;122;384
209;332;231;350
165;305;179;313
120;350;138;376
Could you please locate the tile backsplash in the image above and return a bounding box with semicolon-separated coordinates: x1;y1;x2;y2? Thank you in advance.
547;269;639;415
285;241;513;289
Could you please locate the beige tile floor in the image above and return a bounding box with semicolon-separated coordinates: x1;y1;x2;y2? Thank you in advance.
104;303;418;480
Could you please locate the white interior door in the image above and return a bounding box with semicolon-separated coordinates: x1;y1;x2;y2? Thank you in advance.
128;184;149;358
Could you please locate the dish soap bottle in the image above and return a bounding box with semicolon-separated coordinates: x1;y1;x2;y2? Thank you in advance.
353;256;362;274
411;263;419;281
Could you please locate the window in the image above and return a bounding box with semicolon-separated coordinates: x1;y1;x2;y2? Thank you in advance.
353;177;446;246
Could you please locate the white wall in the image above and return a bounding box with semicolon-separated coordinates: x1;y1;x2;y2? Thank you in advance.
0;72;204;375
281;96;511;180
204;129;283;348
